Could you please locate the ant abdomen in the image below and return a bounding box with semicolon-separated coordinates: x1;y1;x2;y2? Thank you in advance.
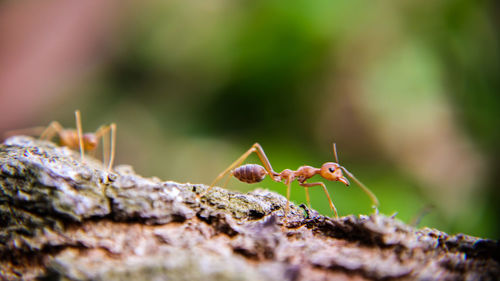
232;164;267;183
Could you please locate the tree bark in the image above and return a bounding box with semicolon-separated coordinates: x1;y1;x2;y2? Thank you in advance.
0;136;498;281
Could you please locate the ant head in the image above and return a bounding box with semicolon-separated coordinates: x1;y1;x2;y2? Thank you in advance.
320;162;350;186
82;133;98;150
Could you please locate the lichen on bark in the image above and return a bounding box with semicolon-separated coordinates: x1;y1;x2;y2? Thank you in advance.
0;136;498;281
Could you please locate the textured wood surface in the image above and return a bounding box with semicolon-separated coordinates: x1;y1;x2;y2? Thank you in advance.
0;136;498;281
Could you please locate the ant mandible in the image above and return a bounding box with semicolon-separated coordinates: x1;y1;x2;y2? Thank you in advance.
203;142;379;219
39;110;117;171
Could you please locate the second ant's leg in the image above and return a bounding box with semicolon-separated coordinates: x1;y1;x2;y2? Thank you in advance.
94;123;117;171
75;110;85;161
4;126;47;139
107;123;117;171
299;182;338;218
39;121;64;141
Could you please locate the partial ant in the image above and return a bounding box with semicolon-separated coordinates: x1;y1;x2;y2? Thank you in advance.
6;110;117;170
202;142;379;219
40;110;117;170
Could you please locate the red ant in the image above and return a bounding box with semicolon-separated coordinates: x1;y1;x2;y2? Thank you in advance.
39;110;117;170
203;143;378;219
6;110;117;170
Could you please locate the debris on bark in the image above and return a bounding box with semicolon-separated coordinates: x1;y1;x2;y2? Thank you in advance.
0;136;498;281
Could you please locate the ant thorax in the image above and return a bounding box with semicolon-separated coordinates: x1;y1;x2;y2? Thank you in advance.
295;166;319;183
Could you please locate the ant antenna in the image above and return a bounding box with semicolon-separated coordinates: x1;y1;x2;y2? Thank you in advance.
75;110;85;161
340;166;379;207
333;143;339;163
334;142;379;208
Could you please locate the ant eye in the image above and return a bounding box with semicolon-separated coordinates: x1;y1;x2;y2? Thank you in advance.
328;167;335;173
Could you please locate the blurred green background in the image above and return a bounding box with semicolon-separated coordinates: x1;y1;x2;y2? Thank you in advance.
0;0;498;238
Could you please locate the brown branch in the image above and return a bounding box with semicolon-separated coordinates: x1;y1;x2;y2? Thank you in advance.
0;136;498;281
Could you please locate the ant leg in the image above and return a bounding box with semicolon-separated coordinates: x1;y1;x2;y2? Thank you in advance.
204;142;278;195
94;123;117;171
304;187;311;209
340;167;379;207
299;182;338;218
252;143;278;179
39;121;65;141
75;110;85;161
221;172;233;188
109;123;117;170
284;179;291;223
3;126;47;139
94;125;109;169
205;145;258;195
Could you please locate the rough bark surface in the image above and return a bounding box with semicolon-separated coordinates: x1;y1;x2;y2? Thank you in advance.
0;136;498;281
